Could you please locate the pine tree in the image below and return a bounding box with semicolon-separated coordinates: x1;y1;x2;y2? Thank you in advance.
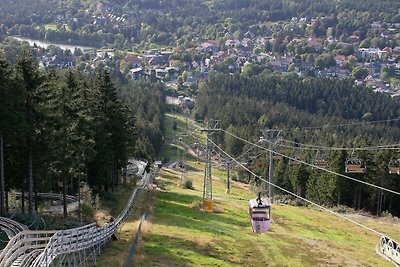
89;71;125;191
0;58;13;216
43;70;97;218
14;50;43;214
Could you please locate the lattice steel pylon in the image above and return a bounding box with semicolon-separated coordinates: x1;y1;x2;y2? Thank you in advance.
260;129;282;203
179;133;188;185
201;120;219;211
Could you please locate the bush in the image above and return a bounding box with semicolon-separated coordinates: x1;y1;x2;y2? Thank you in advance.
189;200;202;210
183;179;194;189
80;203;95;223
80;182;100;215
99;190;115;203
273;194;306;206
231;174;238;181
331;205;352;213
381;211;399;223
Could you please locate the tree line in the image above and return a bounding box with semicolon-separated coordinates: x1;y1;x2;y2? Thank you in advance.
195;71;400;216
0;51;165;218
2;0;400;50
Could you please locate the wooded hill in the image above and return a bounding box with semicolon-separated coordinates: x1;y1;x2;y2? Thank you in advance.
194;71;400;216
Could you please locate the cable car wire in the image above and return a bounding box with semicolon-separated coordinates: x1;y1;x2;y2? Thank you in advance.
236;141;261;160
280;118;400;132
206;136;393;239
277;139;400;151
220;129;400;197
273;140;400;152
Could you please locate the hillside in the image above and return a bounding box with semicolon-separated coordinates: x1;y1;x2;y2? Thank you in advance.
135;162;399;266
131;114;400;266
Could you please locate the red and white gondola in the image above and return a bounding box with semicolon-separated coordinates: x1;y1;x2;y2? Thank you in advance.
249;193;271;234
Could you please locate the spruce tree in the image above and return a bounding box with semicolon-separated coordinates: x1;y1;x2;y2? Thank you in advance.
0;58;13;216
14;50;43;214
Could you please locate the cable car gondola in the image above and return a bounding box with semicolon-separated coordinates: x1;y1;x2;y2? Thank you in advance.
249;193;270;234
314;159;329;168
378;236;400;265
389;159;400;175
345;158;366;173
313;151;329;169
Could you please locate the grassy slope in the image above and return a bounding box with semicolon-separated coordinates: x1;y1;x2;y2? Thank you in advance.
136;114;399;266
96;113;399;266
137;163;399;267
96;182;152;267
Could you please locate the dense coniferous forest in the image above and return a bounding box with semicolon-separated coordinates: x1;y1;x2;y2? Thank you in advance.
195;72;400;216
0;51;165;218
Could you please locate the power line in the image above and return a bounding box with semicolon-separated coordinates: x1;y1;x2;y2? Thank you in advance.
236;142;260;160
275;139;400;151
190;118;400;152
220;129;400;197
206;136;394;240
281;118;400;132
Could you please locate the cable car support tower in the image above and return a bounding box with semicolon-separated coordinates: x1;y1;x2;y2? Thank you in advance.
260;129;282;203
201;120;219;211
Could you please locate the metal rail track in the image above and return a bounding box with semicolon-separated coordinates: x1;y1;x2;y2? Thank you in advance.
0;217;29;239
0;160;151;267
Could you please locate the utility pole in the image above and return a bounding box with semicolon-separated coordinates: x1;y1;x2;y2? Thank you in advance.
200;120;219;211
179;133;188;185
226;161;231;194
261;129;282;203
177;114;189;185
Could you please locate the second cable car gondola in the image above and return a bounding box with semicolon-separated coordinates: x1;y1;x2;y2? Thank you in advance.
345;157;366;173
389;159;400;175
249;193;270;234
313;151;329;169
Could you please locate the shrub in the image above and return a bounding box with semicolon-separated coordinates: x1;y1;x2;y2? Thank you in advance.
183;179;194;189
331;205;352;213
381;211;399;223
189;200;202;210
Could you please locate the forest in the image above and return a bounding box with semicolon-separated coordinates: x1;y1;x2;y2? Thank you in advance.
195;71;400;216
0;50;165;219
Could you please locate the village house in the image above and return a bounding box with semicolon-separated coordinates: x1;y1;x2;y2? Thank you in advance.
225;39;241;47
382;47;393;57
166;67;180;77
348;35;360;44
142;54;165;67
307;37;323;51
45;55;74;69
364;62;382;77
154;68;168;78
241;38;254;50
142;50;171;67
357;48;387;61
244;31;255;39
129;67;149;80
199;40;220;54
124;55;142;68
371;22;382;30
335;55;347;66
